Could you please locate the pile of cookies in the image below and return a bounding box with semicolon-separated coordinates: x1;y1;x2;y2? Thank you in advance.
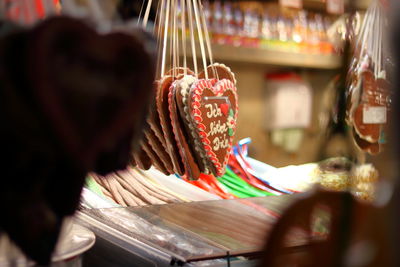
132;63;238;180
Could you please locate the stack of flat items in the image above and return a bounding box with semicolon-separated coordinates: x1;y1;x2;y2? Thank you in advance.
88;167;220;207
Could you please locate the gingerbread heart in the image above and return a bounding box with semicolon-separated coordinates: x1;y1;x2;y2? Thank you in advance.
175;75;210;175
353;71;390;143
188;78;238;177
144;125;174;173
168;77;202;179
156;75;185;175
154;68;197;176
141;139;170;175
165;67;196;79
28;16;156;169
133;145;152;171
199;63;237;85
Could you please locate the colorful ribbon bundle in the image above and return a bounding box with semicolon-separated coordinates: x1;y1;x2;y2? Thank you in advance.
183;138;297;198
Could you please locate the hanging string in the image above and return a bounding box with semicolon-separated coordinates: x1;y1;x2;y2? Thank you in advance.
175;0;180;76
358;3;373;68
153;0;161;35
160;0;170;77
172;0;177;78
168;0;174;76
187;0;198;76
142;0;153;28
198;0;218;79
156;0;166;79
181;0;188;75
372;3;377;77
377;5;382;77
374;9;379;77
192;0;208;79
137;0;146;26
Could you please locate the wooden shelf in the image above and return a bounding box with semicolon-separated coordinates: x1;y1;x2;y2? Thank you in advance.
187;43;342;69
302;0;371;12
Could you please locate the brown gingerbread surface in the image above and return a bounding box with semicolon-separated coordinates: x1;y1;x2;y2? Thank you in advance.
156;76;185;175
166;67;196;79
199;63;236;85
144;126;174;174
141;139;169;175
169;81;201;180
147;100;168;151
133;145;152;171
175;76;210;174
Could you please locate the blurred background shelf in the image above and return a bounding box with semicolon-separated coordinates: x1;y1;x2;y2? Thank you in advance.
303;0;372;11
187;43;342;69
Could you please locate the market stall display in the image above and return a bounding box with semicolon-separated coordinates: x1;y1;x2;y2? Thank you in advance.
0;0;394;266
202;1;336;54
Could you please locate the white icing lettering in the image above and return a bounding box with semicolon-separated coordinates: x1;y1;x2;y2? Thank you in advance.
209;120;228;136
213;135;229;151
205;103;223;118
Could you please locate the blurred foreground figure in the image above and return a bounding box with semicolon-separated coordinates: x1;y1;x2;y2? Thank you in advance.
0;16;155;264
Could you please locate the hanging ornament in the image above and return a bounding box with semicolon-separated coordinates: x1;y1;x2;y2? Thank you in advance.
133;0;239;179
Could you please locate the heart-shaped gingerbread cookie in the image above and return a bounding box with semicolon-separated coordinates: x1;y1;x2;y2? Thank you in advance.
353;71;390;144
28;16;156;169
188;78;238;177
169;76;202;179
199;63;236;85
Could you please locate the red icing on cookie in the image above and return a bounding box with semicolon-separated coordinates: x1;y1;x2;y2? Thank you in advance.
220;103;229;116
188;79;238;177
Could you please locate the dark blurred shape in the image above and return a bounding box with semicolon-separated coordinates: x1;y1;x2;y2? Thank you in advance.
117;0;157;21
0;16;156;264
257;190;390;267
